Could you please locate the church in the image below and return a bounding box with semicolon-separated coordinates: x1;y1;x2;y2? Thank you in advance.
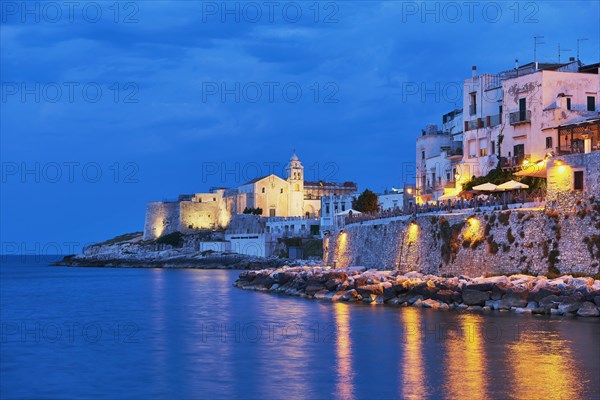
143;152;357;240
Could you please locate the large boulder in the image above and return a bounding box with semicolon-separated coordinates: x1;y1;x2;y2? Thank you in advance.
491;281;511;300
462;289;490;306
432;289;462;304
529;283;562;302
499;286;529;308
576;302;600;317
557;295;582;314
356;284;384;298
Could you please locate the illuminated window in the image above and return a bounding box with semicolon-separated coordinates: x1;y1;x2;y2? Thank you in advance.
545;137;553;149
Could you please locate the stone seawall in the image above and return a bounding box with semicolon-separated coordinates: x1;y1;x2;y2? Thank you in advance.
323;206;600;277
235;267;600;318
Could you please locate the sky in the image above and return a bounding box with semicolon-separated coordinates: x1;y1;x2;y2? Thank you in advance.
1;0;599;253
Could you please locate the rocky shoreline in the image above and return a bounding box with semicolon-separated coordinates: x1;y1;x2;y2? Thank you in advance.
234;266;600;318
53;252;318;269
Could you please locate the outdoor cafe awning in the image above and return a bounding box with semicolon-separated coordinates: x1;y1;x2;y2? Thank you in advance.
438;194;457;201
497;180;530;190
472;182;503;191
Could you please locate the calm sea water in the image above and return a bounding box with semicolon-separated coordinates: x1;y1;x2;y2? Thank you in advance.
1;256;599;400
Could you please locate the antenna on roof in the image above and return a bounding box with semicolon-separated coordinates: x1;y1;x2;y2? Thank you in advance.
576;38;588;61
533;36;545;65
558;43;572;63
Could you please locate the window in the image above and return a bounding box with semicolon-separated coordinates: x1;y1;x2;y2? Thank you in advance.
469;93;477;115
491;141;496;156
574;171;584;190
421;150;425;160
480;148;488;157
342;204;346;211
587;96;596;112
261;187;265;193
545;137;553;149
566;97;571;110
280;188;283;194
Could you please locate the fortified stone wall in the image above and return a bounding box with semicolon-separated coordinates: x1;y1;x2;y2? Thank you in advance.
143;202;180;240
547;152;600;213
324;208;600;277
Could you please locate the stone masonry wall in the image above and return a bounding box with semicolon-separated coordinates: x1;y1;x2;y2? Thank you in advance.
547;152;600;213
324;208;600;277
143;202;180;240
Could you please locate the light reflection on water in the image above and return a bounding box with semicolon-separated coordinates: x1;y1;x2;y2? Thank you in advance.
1;260;599;400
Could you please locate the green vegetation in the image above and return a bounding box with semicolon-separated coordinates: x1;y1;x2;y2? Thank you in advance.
583;235;600;259
155;231;183;247
498;211;511;226
507;228;515;244
352;189;379;213
95;232;142;246
439;217;464;264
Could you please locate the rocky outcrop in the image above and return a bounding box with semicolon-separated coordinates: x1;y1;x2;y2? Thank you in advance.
52;232;319;269
234;267;600;318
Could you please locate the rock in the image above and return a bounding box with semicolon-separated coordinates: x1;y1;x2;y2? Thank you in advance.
594;296;600;307
325;278;343;291
491;281;511;300
421;299;443;309
339;289;360;302
314;289;330;300
529;285;562;302
500;287;529;308
465;281;495;292
550;308;564;315
356;284;384;298
513;307;532;314
576;302;600;317
457;303;469;310
538;295;560;310
462;289;490;306
413;299;424;307
467;306;482;311
305;283;326;293
432;289;461;304
557;298;581;314
408;295;423;305
526;301;538;310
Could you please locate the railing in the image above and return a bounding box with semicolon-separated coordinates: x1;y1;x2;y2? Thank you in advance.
467;119;480;131
500;154;531;168
342;189;547;226
509;110;531;125
488;113;501;127
445;181;457;189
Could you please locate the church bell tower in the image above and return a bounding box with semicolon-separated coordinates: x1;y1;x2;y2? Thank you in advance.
286;151;304;216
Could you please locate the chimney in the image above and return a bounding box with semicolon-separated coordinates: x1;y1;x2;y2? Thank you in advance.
471;65;477;77
515;59;519;69
569;56;575;62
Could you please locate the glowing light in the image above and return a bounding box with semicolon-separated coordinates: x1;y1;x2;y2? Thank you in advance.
555;159;563;166
333;303;354;399
400;308;426;399
444;314;488;398
407;223;419;243
407;188;413;195
463;217;481;241
522;159;529;166
557;165;566;174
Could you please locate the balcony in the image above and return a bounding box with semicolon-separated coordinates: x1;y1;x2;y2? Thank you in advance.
509;110;531;125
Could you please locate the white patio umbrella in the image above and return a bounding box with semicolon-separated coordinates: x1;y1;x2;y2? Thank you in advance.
472;182;503;191
335;209;362;216
497;180;529;190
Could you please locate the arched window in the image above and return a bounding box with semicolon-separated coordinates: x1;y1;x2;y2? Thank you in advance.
295;183;300;192
261;187;265;193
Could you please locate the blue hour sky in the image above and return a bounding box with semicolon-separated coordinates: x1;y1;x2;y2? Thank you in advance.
1;1;599;252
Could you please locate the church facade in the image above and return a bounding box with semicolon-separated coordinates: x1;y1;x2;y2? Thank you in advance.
143;153;357;240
